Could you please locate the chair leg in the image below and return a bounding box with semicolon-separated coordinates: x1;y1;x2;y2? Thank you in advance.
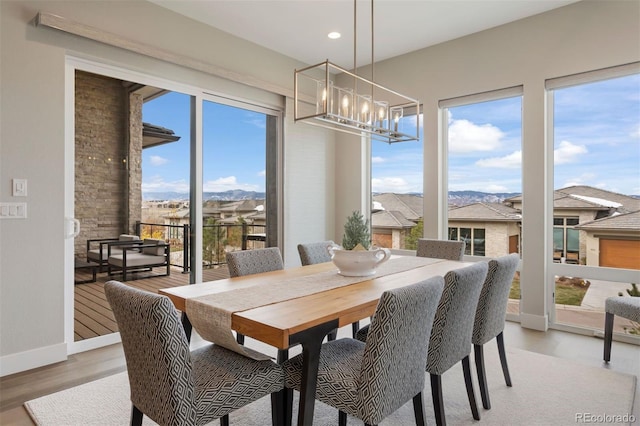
604;312;614;363
277;348;289;364
271;391;283;426
462;356;480;420
412;392;427;426
430;374;446;426
219;414;229;426
339;410;347;426
131;405;143;426
283;388;294;426
474;344;490;410
351;321;360;338
236;332;245;345
496;331;512;387
327;329;337;341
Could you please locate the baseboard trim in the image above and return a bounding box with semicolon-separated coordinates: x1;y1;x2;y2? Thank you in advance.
520;312;549;331
0;343;67;377
67;332;121;355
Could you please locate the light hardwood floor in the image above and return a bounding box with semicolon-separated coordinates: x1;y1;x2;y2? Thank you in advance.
1;321;638;425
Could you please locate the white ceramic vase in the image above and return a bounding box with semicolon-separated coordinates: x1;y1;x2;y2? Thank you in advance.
328;245;391;277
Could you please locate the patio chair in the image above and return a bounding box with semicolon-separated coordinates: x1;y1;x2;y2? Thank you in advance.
107;238;170;281
86;233;140;271
104;280;284;426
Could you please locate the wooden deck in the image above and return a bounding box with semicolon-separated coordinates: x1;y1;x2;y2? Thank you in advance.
74;265;230;341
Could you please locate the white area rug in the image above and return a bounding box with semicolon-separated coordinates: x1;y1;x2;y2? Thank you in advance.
25;346;636;425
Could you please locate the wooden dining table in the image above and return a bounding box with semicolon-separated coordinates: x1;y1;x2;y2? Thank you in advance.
159;255;472;426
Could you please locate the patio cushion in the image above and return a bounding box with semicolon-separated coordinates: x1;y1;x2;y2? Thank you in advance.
109;253;166;268
142;239;166;256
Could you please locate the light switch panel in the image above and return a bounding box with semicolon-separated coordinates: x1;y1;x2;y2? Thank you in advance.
12;179;27;197
0;202;27;219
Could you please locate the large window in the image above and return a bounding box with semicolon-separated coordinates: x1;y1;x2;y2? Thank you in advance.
548;66;640;334
442;89;523;259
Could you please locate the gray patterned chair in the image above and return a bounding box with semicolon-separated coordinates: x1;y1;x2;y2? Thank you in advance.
226;247;284;278
425;262;488;426
226;248;292;359
472;254;520;410
297;241;335;266
297;240;352;339
416;238;465;261
104;280;284;426
604;296;640;362
283;276;445;426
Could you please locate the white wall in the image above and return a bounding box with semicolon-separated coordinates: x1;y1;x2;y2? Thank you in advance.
0;0;335;375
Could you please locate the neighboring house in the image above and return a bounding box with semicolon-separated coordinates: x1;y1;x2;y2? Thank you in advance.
373;186;639;269
447;202;522;257
371;210;417;249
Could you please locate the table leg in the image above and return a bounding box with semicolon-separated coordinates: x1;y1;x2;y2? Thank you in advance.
288;319;339;426
181;312;192;342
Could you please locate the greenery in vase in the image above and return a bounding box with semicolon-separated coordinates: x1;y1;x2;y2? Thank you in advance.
342;210;371;250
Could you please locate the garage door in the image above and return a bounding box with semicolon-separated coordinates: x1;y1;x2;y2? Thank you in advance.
600;239;640;269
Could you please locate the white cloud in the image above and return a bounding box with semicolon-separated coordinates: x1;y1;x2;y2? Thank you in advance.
554;140;588;164
476;150;522;168
257;170;266;177
372;177;411;193
630;124;640;138
149;155;168;166
448;119;504;153
203;176;260;192
371;156;385;164
141;175;189;193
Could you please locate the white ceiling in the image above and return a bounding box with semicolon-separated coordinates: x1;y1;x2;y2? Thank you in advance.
149;0;580;69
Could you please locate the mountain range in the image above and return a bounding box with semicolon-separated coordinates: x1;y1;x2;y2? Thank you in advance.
143;190;521;205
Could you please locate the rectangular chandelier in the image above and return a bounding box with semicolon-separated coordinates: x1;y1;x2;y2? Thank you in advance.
294;60;420;144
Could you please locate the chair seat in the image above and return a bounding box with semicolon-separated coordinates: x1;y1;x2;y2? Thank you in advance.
88;247;122;261
605;297;640;322
283;338;364;417
192;344;285;424
108;253;165;268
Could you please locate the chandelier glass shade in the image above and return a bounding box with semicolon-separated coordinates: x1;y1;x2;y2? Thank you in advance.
293;0;420;144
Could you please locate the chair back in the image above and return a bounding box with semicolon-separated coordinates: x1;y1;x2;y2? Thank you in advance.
427;262;488;375
226;247;284;277
297;241;335;265
472;254;520;345
104;280;197;425
358;276;445;424
417;238;465;261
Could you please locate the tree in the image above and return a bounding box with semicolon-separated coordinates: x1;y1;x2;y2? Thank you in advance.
203;218;226;265
405;218;424;250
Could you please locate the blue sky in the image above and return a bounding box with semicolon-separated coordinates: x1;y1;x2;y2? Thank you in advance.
143;74;640;196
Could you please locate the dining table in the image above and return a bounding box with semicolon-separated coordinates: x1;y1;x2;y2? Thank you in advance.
159;254;472;426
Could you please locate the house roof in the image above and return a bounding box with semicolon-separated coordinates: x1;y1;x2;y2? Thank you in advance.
448;202;522;221
372;193;423;221
508;185;640;213
371;210;417;229
575;210;640;233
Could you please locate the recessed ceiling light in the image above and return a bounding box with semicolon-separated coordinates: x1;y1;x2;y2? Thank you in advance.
328;32;341;39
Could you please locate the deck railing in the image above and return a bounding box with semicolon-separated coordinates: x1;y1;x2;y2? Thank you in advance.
135;221;266;272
